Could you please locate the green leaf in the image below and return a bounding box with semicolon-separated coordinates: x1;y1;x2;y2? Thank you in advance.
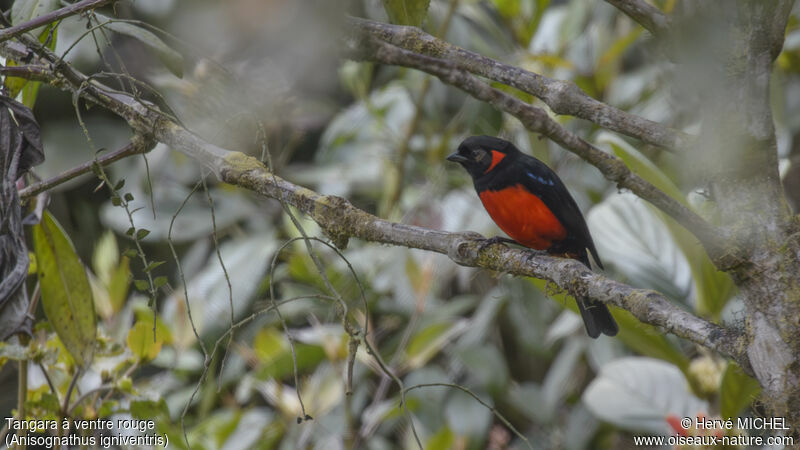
11;0;59;34
124;193;134;202
108;256;131;313
125;227;136;237
133;307;173;345
426;426;455;450
597;132;687;207
406;321;465;369
583;357;707;434
96;15;184;77
97;400;119;417
123;249;138;258
253;328;286;363
130;398;169;419
153;276;167;289
661;215;735;319
614;309;690;373
134;279;149;291
143;260;165;273
126;320;162;361
719;363;760;419
135;229;150;240
28;252;37;275
382;0;430;26
111;196;122;206
92;231;119;284
113;179;125;190
33;211;97;367
596;132;734;318
7;1;59;106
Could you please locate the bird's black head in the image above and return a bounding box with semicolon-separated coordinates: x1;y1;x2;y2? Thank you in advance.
447;135;517;178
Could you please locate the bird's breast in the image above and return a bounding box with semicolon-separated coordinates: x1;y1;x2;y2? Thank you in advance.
478;184;567;250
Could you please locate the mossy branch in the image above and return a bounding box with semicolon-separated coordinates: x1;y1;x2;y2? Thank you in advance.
6;17;751;375
348;17;687;149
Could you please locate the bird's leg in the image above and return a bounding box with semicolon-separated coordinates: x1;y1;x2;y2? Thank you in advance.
477;236;517;253
522;248;548;264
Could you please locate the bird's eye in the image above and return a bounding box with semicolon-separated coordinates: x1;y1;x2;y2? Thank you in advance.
472;149;487;161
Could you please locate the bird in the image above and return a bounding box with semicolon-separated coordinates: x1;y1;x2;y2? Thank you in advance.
447;135;618;338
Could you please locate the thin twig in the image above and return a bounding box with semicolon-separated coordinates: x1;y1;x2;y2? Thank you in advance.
404;383;533;450
605;0;671;36
200;177;235;391
0;0;115;43
20;139;155;199
348;17;688;150
348;37;732;265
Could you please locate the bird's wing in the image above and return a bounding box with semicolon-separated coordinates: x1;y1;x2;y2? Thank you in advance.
515;156;603;269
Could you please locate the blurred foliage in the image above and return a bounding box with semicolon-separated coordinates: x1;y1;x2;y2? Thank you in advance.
6;0;800;448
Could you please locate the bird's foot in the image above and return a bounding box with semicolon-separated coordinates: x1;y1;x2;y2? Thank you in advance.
478;236;517;253
522;249;547;264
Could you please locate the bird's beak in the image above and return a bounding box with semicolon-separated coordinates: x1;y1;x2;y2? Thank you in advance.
446;152;468;163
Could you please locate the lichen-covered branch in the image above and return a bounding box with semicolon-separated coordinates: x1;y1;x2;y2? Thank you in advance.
220;151;748;371
5;32;750;373
604;0;671;36
349;18;689;150
346;36;733;267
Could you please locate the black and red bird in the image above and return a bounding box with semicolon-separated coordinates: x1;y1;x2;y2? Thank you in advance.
447;135;618;338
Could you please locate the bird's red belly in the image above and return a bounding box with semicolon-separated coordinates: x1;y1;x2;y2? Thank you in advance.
479;185;567;250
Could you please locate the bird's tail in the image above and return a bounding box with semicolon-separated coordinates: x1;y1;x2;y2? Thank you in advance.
576;248;618;338
577;298;618;338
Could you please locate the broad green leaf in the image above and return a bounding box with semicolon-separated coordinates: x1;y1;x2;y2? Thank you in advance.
256;343;325;380
597;132;687;207
614;309;689;372
98;400;119;417
531;276;689;371
108;256;131;313
11;0;59;33
33;211;96;367
597;132;734;318
426;427;454;450
253;328;286;363
445;388;492;437
134;306;173;345
253;328;327;379
5;25;57;107
130;398;169;419
126;320;162;361
596;28;643;90
660;214;735;319
28;252;37;274
7;1;59;106
583;357;707;434
382;0;430;27
95;15;184;77
406;321;467;369
719;363;760;420
587;194;693;303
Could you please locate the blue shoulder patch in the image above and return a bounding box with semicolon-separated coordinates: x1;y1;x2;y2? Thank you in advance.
526;171;555;186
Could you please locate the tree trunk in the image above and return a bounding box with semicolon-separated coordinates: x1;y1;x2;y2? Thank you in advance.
676;0;800;429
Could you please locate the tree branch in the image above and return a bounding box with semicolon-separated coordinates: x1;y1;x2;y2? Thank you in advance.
346;37;733;267
348;18;689;150
19;136;156;199
220;152;749;372
604;0;671;36
7;20;752;375
0;0;116;43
